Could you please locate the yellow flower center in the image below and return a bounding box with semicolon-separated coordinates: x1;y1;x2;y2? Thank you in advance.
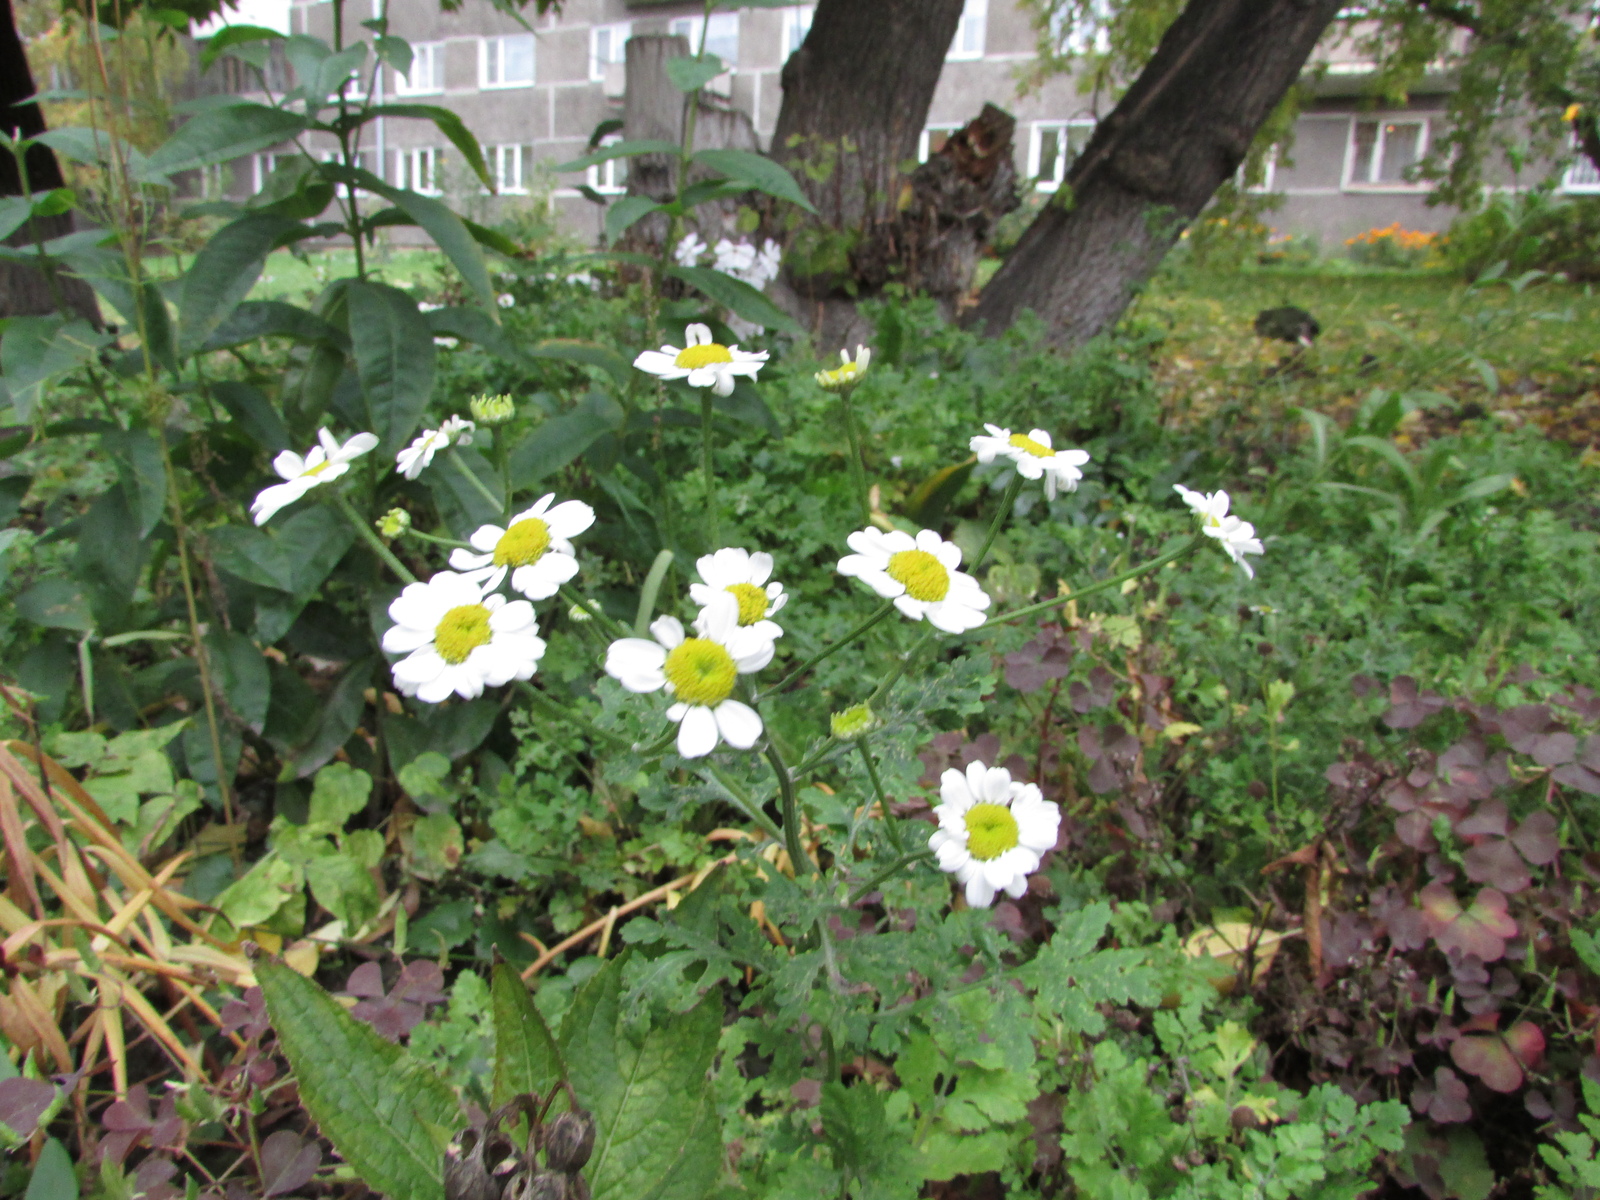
887;549;950;603
434;604;492;664
493;517;552;568
663;638;738;707
725;583;769;626
1008;432;1053;458
964;803;1020;861
303;457;336;477
675;343;734;369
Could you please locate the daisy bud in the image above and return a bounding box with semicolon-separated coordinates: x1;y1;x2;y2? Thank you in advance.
815;346;871;392
471;393;516;425
541;1110;596;1173
377;508;412;538
830;702;877;741
567;602;593;622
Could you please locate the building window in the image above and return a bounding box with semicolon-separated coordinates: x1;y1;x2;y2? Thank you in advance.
481;34;535;88
323;148;379;195
252;151;291;193
587;134;626;196
1561;136;1600;193
1050;0;1110;54
1028;119;1095;191
947;0;987;61
395;42;442;95
493;144;525;194
782;5;814;58
1241;145;1278;194
918;123;964;163
591;22;630;81
397;147;441;196
1345;117;1428;188
670;12;739;66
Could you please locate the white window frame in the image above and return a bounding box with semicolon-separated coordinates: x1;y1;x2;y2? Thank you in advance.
918;123;964;163
493;144;525;195
1050;0;1110;54
669;12;739;66
252;151;290;193
586;134;626;196
480;34;535;89
947;0;987;61
590;22;631;81
322;148;379;196
781;5;814;58
1343;116;1430;190
396;146;441;196
1561;134;1600;194
394;41;442;95
1241;145;1278;194
1027;119;1095;192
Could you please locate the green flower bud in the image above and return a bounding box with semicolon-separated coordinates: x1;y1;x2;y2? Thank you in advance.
830;702;877;741
377;508;411;538
470;393;516;425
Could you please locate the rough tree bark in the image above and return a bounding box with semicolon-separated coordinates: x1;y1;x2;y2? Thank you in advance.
0;0;100;323
767;0;972;347
966;0;1343;351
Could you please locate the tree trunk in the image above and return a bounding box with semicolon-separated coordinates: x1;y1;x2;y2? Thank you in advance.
0;0;101;324
967;0;1342;351
767;0;968;347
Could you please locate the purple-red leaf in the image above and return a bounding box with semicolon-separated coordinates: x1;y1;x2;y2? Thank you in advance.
1449;1021;1544;1093
261;1130;322;1197
1423;884;1518;962
1511;811;1561;866
1412;1067;1473;1123
1462;838;1531;894
0;1078;56;1139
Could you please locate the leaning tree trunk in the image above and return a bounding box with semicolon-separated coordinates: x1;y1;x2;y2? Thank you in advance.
768;0;969;347
967;0;1343;351
0;0;100;323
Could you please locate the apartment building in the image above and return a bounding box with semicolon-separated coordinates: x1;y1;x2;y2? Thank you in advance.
213;0;1595;248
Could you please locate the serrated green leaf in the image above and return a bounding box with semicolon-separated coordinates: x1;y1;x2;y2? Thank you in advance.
506;393;623;489
178;213;304;354
691;148;816;213
367;105;491;189
347;280;436;457
664;54;724;92
491;962;565;1106
554;139;681;173
145;104;307;177
259;961;459;1200
605;195;663;242
666;265;801;336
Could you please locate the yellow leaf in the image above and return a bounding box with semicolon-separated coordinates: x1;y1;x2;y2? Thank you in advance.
1161;722;1203;742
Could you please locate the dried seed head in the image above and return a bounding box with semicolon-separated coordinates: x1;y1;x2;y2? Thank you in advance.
444;1128;518;1200
523;1172;571;1200
541;1110;597;1173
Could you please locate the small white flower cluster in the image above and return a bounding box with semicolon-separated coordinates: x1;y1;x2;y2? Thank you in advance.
605;548;787;758
673;234;782;292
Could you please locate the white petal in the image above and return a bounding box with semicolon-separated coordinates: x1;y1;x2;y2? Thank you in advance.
650;615;685;648
677;705;720;758
450;547;495;571
746;552;773;586
634;350;685;376
941;768;975;810
543;500;595;539
468;524;506;552
964;875;997;908
893;594;927;622
605;639;667;691
685;323;712;346
510;553;579;600
713;699;762;748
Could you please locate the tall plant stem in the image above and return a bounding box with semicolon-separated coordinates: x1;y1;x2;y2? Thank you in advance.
700;392;719;546
758;600;894;700
704;761;785;843
451;450;506;516
333;491;417;583
765;740;815;876
838;384;871;525
858;740;904;854
972;473;1025;574
634;549;675;636
848;849;934;905
968;536;1203;633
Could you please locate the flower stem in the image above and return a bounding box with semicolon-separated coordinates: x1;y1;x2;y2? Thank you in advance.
700;391;719;546
633;549;675;637
838;384;872;526
703;760;785;843
858;740;904;854
515;680;629;750
765;740;815;876
759;599;894;700
451;449;507;516
334;491;417;584
559;584;629;639
867;628;936;707
968;536;1202;633
848;849;934;906
972;473;1025;574
407;528;473;550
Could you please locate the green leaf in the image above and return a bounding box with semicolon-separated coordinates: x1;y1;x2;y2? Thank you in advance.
664;54;724;92
145;104;308;178
199;23;285;71
305;849;380;930
554;139;681;173
15;577;93;632
101;426;167;538
259;960;459;1200
178;213;304;354
372;34;413;77
667;266;801;336
202;299;347;353
606;195;663;243
367;105;491;189
691;148;816;213
559;958;724;1200
1;317;112;419
0;197;32;242
712;377;780;435
507;393;623;489
320;166;497;313
207;629;272;734
214;853;297;928
284;658;374;779
346;280;436;458
136;281;178;375
24;1138;76;1200
528;339;631;387
211;380;291;453
308;761;372;829
424;306;516;358
491;962;565;1107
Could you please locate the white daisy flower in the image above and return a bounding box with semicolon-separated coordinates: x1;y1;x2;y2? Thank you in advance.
837;527;991;633
632;323;768;397
250;428;378;525
382;572;546;703
603;593;772;759
688;547;787;644
674;232;708;267
815;346;870;392
929;762;1060;908
1174;484;1265;578
449;493;595;600
497;293;516;308
970;424;1090;501
396;415;476;481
